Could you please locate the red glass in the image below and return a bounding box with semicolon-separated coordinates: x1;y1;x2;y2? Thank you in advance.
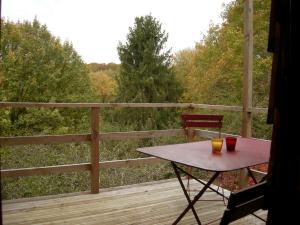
226;137;237;151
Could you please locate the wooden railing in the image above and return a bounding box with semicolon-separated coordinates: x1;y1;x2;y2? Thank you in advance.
0;102;268;194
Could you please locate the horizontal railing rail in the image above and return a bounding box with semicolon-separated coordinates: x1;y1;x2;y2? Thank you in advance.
0;102;267;113
0;102;268;194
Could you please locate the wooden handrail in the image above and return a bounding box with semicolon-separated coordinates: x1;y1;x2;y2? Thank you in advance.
0;102;267;113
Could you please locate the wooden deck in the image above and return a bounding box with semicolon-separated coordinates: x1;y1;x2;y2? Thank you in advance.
2;178;267;225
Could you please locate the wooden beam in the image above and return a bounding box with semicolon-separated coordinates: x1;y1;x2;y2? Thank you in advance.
99;157;166;169
242;0;253;138
90;108;100;194
0;158;166;178
0;102;249;112
194;130;240;139
0;102;268;114
240;0;254;188
0;102;192;108
0;134;90;146
192;104;242;112
250;107;268;114
0;129;236;147
100;129;231;141
1;163;91;177
100;129;184;141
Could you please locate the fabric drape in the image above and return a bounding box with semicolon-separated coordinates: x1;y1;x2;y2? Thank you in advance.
266;0;299;224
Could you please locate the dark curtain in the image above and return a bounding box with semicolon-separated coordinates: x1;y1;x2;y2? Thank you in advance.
267;0;299;224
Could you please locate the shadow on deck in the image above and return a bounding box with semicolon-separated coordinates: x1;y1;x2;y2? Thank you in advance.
2;178;266;225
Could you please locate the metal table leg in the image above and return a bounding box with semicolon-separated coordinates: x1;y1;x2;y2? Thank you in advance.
171;162;221;225
175;164;227;200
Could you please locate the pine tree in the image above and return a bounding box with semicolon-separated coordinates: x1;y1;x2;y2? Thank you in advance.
116;15;182;129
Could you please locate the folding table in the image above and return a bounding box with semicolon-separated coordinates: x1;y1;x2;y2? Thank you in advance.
137;137;270;225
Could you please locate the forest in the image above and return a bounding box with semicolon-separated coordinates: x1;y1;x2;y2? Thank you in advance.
0;0;272;199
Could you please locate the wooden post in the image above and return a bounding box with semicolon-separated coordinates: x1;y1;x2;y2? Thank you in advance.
239;0;253;188
242;0;253;137
90;107;100;193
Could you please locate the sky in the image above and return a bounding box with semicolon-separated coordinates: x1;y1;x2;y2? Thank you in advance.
2;0;233;64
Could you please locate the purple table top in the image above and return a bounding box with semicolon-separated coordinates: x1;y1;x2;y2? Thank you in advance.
137;137;270;172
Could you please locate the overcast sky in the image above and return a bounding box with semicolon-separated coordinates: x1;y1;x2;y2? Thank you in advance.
2;0;233;64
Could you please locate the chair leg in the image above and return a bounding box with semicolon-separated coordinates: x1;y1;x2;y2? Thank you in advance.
221;186;226;205
187;178;191;197
218;173;227;205
186;166;192;197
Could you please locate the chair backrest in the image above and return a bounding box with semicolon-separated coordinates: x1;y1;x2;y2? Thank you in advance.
181;114;223;138
220;181;267;225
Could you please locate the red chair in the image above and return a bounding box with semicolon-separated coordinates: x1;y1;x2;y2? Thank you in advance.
181;114;225;200
181;114;223;140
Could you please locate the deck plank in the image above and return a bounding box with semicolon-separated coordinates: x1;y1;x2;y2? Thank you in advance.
3;178;266;225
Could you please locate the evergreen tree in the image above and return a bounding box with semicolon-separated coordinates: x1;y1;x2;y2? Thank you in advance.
117;15;181;103
117;15;182;129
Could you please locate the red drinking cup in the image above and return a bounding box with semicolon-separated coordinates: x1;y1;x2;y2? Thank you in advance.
225;137;237;151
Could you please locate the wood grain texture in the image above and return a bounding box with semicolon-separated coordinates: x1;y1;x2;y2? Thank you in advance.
0;134;90;146
3;179;266;225
1;163;91;177
90;108;100;194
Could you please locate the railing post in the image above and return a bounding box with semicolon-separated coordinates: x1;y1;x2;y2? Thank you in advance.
239;0;253;189
242;0;253;138
90;107;100;193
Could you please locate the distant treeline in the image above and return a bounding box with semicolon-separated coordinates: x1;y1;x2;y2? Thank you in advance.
87;63;119;73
